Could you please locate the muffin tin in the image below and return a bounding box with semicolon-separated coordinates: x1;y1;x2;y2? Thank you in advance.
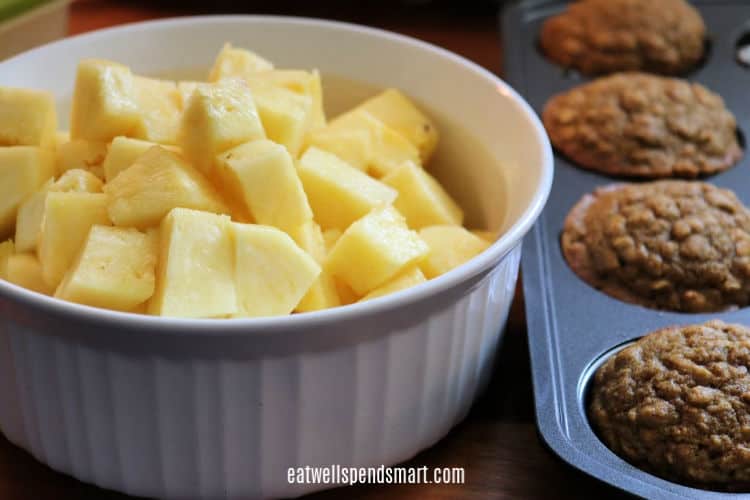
503;0;750;498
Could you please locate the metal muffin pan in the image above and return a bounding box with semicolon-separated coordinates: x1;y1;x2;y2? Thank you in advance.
502;1;750;498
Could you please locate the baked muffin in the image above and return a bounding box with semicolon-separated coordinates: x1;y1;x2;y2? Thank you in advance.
562;181;750;312
540;0;706;76
543;73;742;178
590;320;750;490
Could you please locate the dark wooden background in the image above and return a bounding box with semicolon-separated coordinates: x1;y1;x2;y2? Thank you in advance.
0;1;632;498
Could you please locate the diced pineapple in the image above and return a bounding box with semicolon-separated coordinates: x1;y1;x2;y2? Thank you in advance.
148;208;236;318
297;147;397;230
6;254;54;295
305;127;370;171
15;179;53;253
353;89;439;162
231;222;320;317
39;192;110;288
327;110;419;177
71;59;140;142
55;225;157;311
102;136;181;182
52;168;104;193
105;146;228;229
360;266;426;302
471;230;497;243
208;43;274;82
418;225;491;279
176;81;206;106
382;161;463;229
326;205;429;295
0;240;14;279
55;140;108;177
289;221;341;312
249;83;313;157
55;131;70;148
216;140;311;232
322;228;342;252
0;86;57;149
0;146;55;238
247;69;326;130
132;76;182;145
178;78;266;176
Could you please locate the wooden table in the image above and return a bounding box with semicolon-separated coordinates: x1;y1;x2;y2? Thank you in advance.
0;1;631;498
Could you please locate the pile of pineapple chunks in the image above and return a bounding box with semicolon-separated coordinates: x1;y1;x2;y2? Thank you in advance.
0;44;495;318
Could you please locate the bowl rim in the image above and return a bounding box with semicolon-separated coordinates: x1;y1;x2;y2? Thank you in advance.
0;14;554;334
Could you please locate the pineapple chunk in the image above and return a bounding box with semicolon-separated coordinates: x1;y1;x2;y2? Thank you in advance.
382;161;463;229
105;146;228;229
353;89;439;162
132;76;182;145
0;146;55;238
208;43;274;82
39;192;110;288
247;69;326;130
216;140;311;232
297;147;397;230
55;225;157;311
322;228;342;252
14;179;53;253
418;226;491;279
471;230;497;243
71;59;140;142
360;266;426;302
52;168;104;193
176;81;206;106
231;222;320;317
6;254;54;295
326;205;429;295
0;240;14;279
55;131;70;147
148;208;236;318
249;83;313;157
289;222;341;312
56;140;108;178
178;78;265;176
102;136;181;182
0;86;57;149
327;110;419;177
305;127;370;171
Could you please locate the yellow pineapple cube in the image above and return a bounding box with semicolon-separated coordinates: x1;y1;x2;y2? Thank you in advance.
216;139;311;232
382;161;463;229
55;131;70;148
176;81;206;106
132;76;182;145
247;69;326;130
297;147;397;230
322;228;342;252
0;146;55;238
418;225;491;279
102;136;181;182
178;78;265;176
0;87;57;149
52;168;104;193
289;222;341;312
471;230;497;243
148;208;236;318
14;179;53;253
249;83;312;157
71;59;140;142
55;225;157;311
6;254;54;295
105;146;228;229
360;266;426;302
56;140;108;178
353;89;439;162
328;110;419;177
231;222;320;317
39;192;110;288
0;240;14;280
208;43;274;82
305;127;370;171
326;205;429;295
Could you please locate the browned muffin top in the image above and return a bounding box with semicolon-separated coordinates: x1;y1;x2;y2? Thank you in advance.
543;73;742;178
562;181;750;312
590;320;750;490
540;0;706;76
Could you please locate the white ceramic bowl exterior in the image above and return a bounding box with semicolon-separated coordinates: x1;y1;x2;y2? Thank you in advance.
0;17;552;499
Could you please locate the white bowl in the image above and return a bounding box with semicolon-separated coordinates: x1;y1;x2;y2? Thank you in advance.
0;16;552;499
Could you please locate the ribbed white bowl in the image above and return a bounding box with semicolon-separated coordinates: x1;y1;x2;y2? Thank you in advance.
0;16;552;499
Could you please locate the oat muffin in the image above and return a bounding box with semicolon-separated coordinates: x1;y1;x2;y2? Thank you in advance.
540;0;706;76
543;73;742;178
590;320;750;490
562;181;750;312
